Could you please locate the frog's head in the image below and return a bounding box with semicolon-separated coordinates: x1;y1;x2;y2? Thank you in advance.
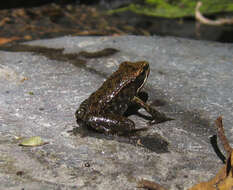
119;61;150;92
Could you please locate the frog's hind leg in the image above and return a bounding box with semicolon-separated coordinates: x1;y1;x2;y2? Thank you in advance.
86;114;143;135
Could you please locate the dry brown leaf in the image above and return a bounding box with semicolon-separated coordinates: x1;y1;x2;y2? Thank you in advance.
190;152;233;190
190;117;233;190
138;117;233;190
138;179;168;190
0;37;19;45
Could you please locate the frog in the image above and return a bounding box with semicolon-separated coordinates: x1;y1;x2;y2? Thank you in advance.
75;61;172;135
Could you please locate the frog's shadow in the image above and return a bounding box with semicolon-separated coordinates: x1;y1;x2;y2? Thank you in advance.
70;125;169;153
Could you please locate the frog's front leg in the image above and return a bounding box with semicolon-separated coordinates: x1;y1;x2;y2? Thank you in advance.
124;91;148;117
85;114;144;135
132;96;173;124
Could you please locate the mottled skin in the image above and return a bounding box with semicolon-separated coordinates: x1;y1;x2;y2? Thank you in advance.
75;61;171;135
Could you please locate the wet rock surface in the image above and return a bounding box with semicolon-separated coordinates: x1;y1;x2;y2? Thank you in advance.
0;36;232;189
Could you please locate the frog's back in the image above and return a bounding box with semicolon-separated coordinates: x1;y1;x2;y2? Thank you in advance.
87;74;133;113
87;65;142;113
84;61;149;114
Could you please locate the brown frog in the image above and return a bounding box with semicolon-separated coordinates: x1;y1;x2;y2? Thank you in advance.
75;61;172;135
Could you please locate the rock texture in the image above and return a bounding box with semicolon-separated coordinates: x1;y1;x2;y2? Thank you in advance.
0;36;232;190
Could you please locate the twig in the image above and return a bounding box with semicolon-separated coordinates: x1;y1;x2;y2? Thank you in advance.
215;116;233;157
195;2;233;26
137;179;168;190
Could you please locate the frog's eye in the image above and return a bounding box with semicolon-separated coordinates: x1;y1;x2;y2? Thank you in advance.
143;64;149;71
137;70;147;84
141;70;146;77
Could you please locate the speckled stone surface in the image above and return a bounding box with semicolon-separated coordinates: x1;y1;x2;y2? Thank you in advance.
0;36;232;190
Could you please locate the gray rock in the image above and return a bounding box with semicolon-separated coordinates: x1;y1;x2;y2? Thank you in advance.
0;36;232;190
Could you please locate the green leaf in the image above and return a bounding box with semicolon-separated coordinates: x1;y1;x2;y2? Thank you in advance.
108;0;233;18
19;136;47;147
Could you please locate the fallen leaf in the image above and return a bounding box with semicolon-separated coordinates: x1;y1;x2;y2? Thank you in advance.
189;117;233;190
138;179;168;190
19;136;48;147
138;117;233;190
0;37;19;45
190;153;233;190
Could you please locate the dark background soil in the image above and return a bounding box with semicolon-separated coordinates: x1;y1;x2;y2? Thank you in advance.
0;0;232;45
